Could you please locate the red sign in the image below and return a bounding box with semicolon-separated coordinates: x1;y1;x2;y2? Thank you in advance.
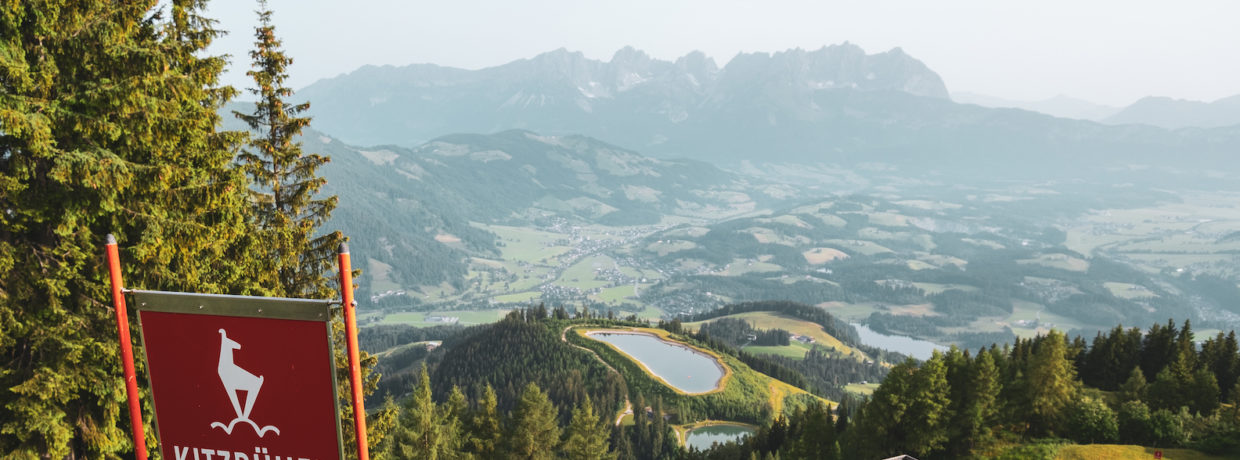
137;292;341;460
1155;451;1162;459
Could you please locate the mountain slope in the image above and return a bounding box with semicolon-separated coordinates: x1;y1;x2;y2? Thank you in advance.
1104;94;1240;129
951;92;1119;120
301;129;766;299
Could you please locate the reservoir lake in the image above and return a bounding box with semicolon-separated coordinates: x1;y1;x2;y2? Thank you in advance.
586;331;725;393
685;424;754;450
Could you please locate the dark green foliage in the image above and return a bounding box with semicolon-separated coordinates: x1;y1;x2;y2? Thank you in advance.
1149;408;1189;447
1079;325;1144;390
359;315;1240;459
360;324;465;354
0;0;264;455
431;317;627;423
509;382;561;460
1064;397;1119;444
1118;366;1148;402
560;395;617;460
1117;400;1155;444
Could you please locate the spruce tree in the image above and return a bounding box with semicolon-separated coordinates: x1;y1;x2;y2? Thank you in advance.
560;395;617;460
1201;331;1240;402
233;6;391;456
467;385;502;457
953;349;1001;455
233;0;340;298
788;402;837;460
0;1;261;456
443;386;470;457
905;351;950;456
509;382;561;460
393;365;449;460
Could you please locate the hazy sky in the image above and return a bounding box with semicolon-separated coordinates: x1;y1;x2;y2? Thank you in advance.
206;0;1239;107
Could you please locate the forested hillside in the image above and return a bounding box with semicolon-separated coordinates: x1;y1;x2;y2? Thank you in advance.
360;307;1240;459
683;321;1240;459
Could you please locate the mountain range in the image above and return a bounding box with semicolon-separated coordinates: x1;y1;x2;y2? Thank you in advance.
297;45;1240;178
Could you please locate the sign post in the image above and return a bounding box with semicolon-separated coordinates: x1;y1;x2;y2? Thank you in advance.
135;291;344;459
104;235;149;460
338;243;369;460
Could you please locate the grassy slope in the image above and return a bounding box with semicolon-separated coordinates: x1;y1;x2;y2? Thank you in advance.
1055;445;1230;460
683;311;866;361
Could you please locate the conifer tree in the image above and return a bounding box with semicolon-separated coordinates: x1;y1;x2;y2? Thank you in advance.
233;0;340;298
952;349;1001;455
1148;345;1196;412
1201;331;1240;402
467;385;502;457
852;359;915;457
1025;330;1078;436
233;6;390;455
905;351;950;455
443;386;470;457
393;365;450;459
1;1;261;456
788;402;838;460
560;395;617;460
509;382;561;460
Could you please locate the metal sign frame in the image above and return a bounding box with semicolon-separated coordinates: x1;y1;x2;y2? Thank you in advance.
133;290;344;460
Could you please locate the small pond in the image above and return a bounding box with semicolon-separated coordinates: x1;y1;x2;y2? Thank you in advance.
685;424;755;450
587;331;724;393
851;323;948;360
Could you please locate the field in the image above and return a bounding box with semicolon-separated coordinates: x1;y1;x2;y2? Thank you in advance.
1063;191;1240;279
1103;282;1159;299
822;239;893;256
802;247;848;264
684;311;865;360
366;258;401;293
843;382;880;396
557;254;615;290
378;309;509;327
1054;444;1231;460
910;282;978;295
742;344;810;360
486;224;573;263
816;301;887;322
1017;253;1090;272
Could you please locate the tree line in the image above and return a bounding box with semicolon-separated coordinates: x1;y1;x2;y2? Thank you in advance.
0;1;391;456
685;322;1240;459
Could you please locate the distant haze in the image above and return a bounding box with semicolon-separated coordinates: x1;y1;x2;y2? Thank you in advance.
207;0;1240;107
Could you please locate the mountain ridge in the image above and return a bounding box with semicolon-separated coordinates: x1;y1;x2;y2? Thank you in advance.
1104;94;1240;129
294;46;1240;177
295;43;949;148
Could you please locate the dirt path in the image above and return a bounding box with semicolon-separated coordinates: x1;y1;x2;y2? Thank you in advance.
562;325;630;426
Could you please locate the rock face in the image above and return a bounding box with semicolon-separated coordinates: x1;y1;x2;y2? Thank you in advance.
296;44;949;148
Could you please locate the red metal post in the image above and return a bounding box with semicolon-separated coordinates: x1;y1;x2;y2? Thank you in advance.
105;234;149;460
338;243;369;460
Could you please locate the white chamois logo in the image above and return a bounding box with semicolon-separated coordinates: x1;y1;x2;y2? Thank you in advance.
210;329;280;437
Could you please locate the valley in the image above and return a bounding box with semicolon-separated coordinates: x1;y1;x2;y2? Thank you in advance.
347;152;1240;352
